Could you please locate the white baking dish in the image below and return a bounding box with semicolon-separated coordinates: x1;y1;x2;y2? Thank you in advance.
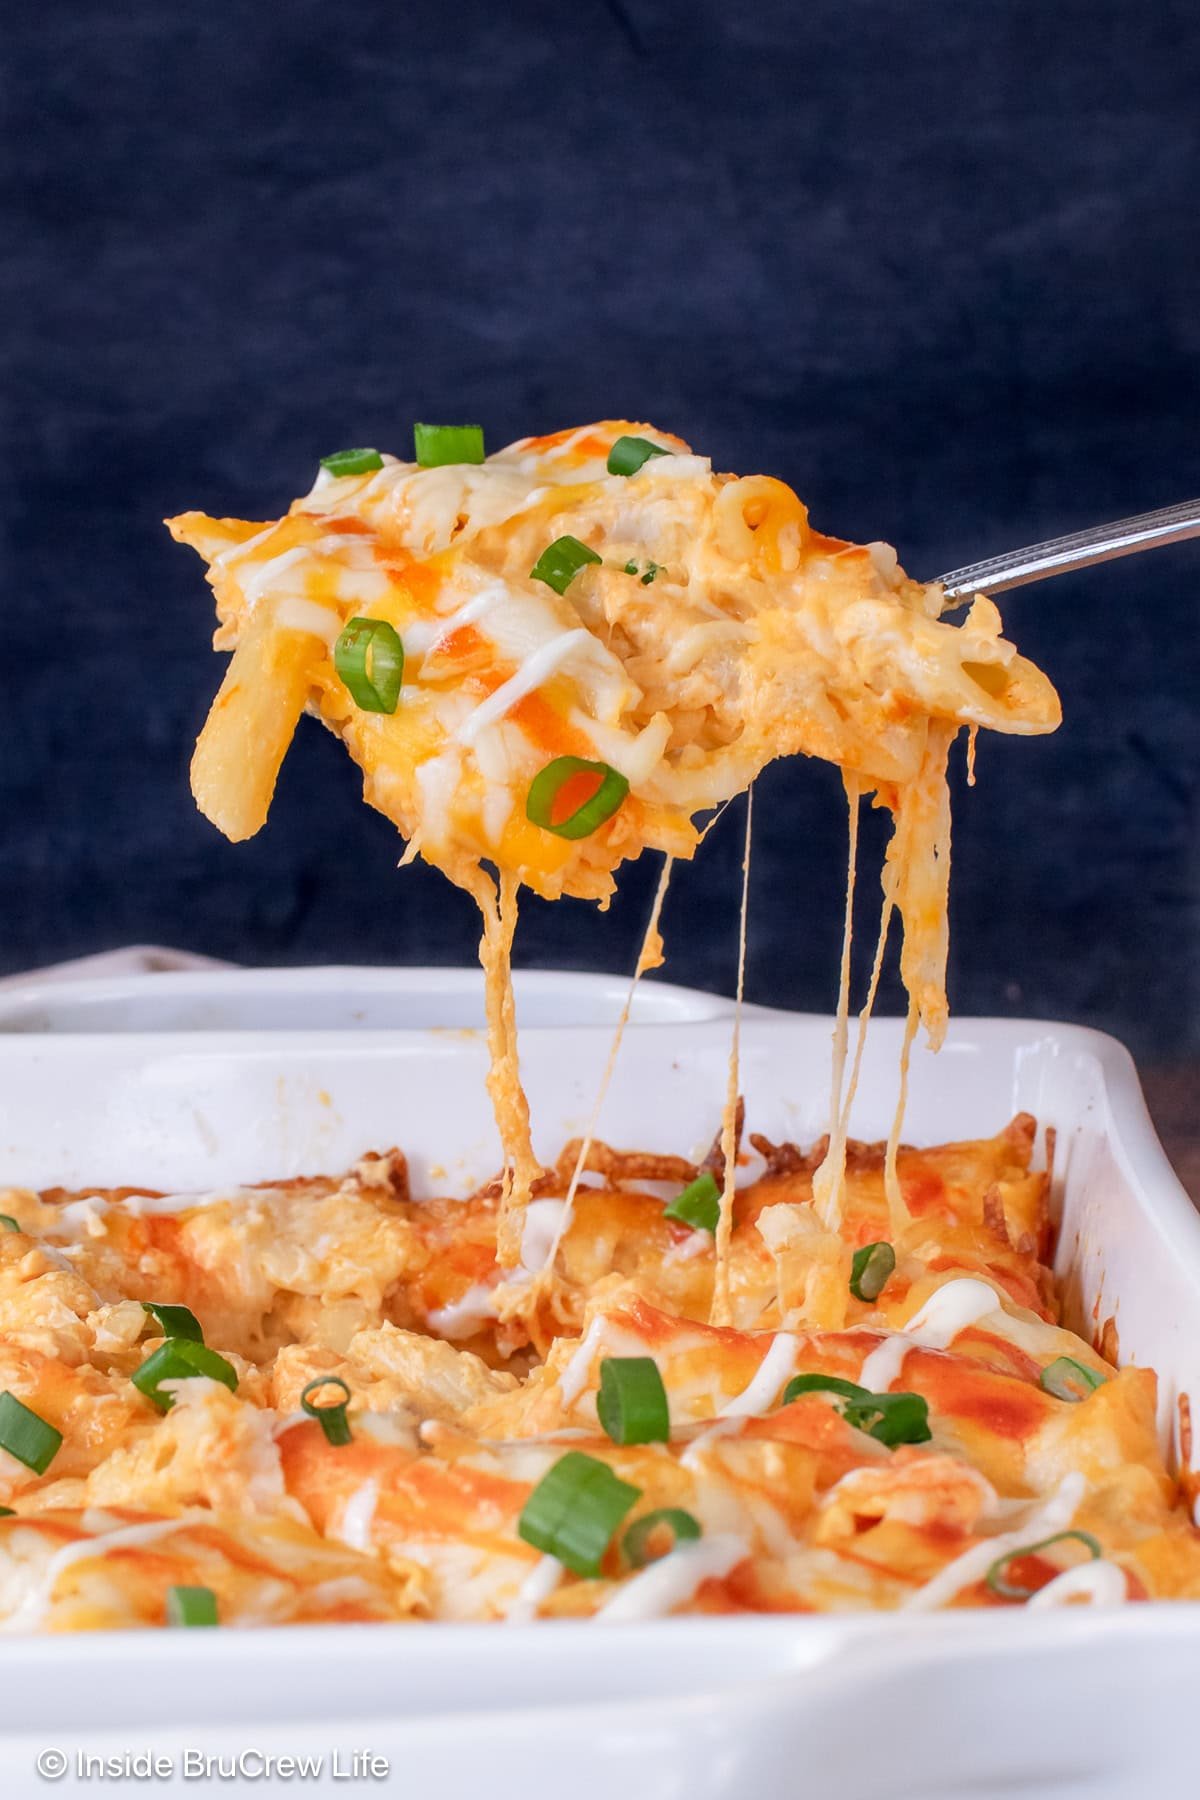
0;968;1197;1799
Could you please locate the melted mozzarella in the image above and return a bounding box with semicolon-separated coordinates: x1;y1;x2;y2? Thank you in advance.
275;597;342;643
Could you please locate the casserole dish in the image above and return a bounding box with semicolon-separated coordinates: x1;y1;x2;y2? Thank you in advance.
0;967;1196;1799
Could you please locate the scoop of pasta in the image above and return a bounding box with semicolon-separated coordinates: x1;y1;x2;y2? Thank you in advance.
168;421;1060;1260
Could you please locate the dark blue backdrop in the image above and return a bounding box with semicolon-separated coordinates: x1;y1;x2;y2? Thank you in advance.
4;1;1198;1057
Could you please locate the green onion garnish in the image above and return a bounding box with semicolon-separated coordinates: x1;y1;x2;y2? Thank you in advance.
0;1505;15;1517
849;1241;895;1303
529;535;602;596
623;1508;701;1569
985;1530;1103;1601
0;1216;19;1233
333;617;405;715
525;756;629;840
663;1170;721;1234
320;448;384;478
607;436;670;477
1040;1356;1107;1402
621;558;665;585
781;1373;931;1447
413;423;485;468
517;1450;640;1577
596;1357;669;1447
166;1585;219;1628
132;1340;238;1413
142;1302;204;1343
782;1374;865;1405
300;1376;354;1446
0;1392;62;1475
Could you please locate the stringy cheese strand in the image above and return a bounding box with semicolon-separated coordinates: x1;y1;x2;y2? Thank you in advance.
884;996;920;1229
541;855;675;1278
464;864;542;1268
812;777;862;1228
711;786;753;1327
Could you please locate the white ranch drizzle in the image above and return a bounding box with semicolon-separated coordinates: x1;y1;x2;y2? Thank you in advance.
402;583;508;658
553;1316;629;1408
678;1419;740;1470
716;1333;799;1419
858;1277;1008;1392
1;1514;201;1634
903;1472;1087;1613
456;629;594;746
1027;1560;1127;1609
241;546;313;607
596;1534;748;1623
336;1480;379;1553
505;1555;563;1623
425;1283;498;1340
519;1200;566;1275
555;1316;653;1408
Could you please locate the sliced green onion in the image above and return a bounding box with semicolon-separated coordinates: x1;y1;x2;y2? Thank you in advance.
621;558;665;585
529;534;602;596
517;1450;640;1577
596;1357;669;1446
663;1170;721;1234
166;1584;219;1628
319;447;383;477
0;1216;19;1233
413;423;485;467
142;1302;204;1343
300;1376;354;1447
333;617;405;714
780;1373;931;1447
985;1530;1103;1601
526;756;629;840
0;1506;14;1518
1040;1356;1107;1402
624;1508;701;1568
849;1241;895;1303
0;1391;62;1475
844;1390;931;1448
607;436;670;477
132;1340;238;1413
782;1373;868;1406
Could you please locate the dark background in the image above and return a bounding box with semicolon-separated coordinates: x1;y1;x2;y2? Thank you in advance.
4;0;1198;1061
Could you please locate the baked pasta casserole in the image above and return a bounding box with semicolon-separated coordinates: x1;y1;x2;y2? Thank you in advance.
0;1111;1196;1629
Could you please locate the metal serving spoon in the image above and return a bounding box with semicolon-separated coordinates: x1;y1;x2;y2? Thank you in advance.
936;497;1200;606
